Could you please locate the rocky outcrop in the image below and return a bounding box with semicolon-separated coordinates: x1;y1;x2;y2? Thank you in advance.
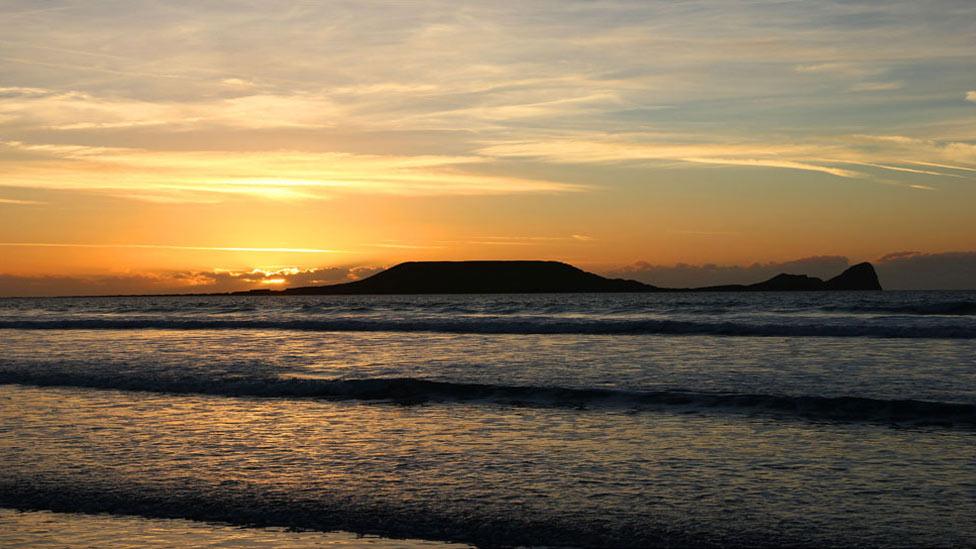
825;262;883;291
698;262;883;292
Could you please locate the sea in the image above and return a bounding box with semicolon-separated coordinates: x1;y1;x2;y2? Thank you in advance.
1;291;975;548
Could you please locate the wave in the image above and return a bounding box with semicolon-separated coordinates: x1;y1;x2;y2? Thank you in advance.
0;481;771;549
0;317;973;338
2;372;973;427
822;301;976;316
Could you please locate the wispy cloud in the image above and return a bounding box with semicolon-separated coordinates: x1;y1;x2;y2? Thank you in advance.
0;140;583;201
369;242;447;250
681;157;861;178
905;160;976;173
1;0;975;278
478;138;866;178
478;132;976;186
0;242;341;253
0;197;42;205
0;86;344;130
794;63;882;77
850;81;903;92
851;134;976;167
435;235;598;246
1;3;972;195
845;162;960;177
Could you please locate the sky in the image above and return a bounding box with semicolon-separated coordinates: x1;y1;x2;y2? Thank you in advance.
1;0;975;295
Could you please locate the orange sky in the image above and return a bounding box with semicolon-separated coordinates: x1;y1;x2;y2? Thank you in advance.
1;1;975;294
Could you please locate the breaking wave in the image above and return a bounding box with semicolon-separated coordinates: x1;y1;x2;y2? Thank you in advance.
0;480;736;549
823;301;976;316
0;317;973;338
2;372;973;427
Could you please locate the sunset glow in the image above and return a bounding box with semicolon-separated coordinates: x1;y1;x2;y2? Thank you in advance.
1;1;975;294
3;4;976;546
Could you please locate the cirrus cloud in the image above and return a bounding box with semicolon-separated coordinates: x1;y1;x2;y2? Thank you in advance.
0;140;584;202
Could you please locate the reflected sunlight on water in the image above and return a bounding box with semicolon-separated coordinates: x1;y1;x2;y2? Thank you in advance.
0;509;471;548
2;385;975;547
1;293;975;546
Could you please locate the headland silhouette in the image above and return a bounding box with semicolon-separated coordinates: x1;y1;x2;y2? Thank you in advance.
233;260;882;295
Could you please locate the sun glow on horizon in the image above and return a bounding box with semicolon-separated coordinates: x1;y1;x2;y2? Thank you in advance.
1;1;975;295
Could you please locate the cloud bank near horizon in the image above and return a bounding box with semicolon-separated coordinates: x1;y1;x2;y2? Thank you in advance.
608;251;976;291
0;266;384;297
1;251;974;296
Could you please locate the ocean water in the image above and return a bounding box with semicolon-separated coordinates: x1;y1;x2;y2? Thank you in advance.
1;291;975;547
0;509;472;548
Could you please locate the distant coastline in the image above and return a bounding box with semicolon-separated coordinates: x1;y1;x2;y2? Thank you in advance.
229;260;883;296
1;260;884;298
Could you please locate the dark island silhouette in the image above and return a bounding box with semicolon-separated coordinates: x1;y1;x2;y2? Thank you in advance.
233;260;882;295
693;262;882;292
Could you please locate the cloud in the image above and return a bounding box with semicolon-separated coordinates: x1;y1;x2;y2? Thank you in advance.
0;242;340;254
846;135;976;172
1;0;975;272
0;86;345;130
0;265;385;297
220;78;255;89
854;134;921;145
5;251;975;295
605;256;852;288
875;251;976;290
2;3;974;200
479;138;866;178
0;140;583;201
850;162;954;178
680;156;861;178
0;197;42;205
606;252;976;290
794;63;881;77
0;86;51;97
370;234;596;249
850;81;903;92
479;132;976;183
